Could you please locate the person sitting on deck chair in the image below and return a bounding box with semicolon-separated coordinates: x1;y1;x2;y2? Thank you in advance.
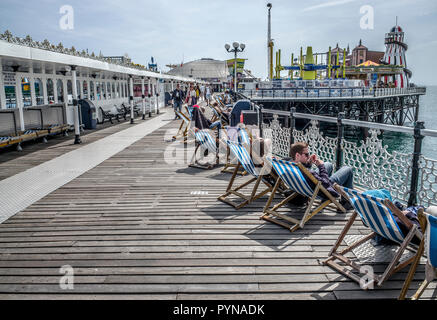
286;142;354;211
360;188;424;245
192;105;222;131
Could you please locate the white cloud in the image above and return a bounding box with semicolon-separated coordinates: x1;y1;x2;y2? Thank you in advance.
302;0;358;12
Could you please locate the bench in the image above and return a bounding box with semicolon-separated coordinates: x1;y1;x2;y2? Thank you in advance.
98;107;116;124
110;105;127;121
123;103;141;118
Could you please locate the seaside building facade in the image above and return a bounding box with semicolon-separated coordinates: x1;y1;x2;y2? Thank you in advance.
0;31;203;127
166;58;228;91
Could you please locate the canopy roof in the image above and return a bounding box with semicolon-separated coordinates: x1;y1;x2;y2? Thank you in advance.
357;60;380;67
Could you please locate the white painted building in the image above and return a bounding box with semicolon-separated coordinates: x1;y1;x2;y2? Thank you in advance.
0;31;205;127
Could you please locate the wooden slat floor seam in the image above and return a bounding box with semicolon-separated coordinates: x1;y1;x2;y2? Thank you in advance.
0;109;434;300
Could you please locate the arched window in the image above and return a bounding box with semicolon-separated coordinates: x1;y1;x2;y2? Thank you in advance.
4;83;16;109
125;82;128;98
34;78;44;105
112;83;115;98
67;80;73;104
101;82;106;100
46;79;54;103
96;82;101;100
116;83;120;98
83;81;88;99
107;82;111;99
21;77;32;107
90;81;95;100
57;79;64;103
76;80;81;99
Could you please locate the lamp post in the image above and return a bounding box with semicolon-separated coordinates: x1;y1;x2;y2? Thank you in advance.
225;42;245;93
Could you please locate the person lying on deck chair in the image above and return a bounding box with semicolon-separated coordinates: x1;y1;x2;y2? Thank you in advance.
211;101;230;124
191;105;222;131
360;188;425;245
285;142;354;211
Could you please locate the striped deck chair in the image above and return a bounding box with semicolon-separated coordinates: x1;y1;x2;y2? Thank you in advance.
324;185;423;289
262;158;345;232
221;127;251;176
218;140;275;210
189;129;220;170
399;210;437;300
20;130;38;141
172;108;191;142
0;136;11;148
209;103;229;127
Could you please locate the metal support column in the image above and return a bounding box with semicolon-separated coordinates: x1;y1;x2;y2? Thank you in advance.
71;66;81;144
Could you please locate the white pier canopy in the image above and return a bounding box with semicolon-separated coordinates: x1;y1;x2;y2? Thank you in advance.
0;30;205;127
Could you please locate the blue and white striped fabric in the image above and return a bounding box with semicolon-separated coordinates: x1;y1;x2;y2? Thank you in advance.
425;213;437;268
341;187;405;244
225;126;239;142
238;128;251;145
226;140;258;177
195;130;217;153
267;157;314;198
209;105;220;118
0;137;11;142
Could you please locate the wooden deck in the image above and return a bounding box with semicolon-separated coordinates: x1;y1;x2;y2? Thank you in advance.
0;109;435;300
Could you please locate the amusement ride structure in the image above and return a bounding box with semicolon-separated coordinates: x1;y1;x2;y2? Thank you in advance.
381;24;412;88
236;6;426;128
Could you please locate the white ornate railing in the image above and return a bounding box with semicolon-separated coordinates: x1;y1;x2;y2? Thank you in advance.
262;114;437;207
0;30;152;72
240;87;426;99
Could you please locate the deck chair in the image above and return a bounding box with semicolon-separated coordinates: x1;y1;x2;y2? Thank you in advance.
172;108;191;142
189;129;221;170
262;158;346;232
0;136;11;148
218;140;276;210
324;185;423;289
221;127;251;176
399;210;437;300
209;103;229;127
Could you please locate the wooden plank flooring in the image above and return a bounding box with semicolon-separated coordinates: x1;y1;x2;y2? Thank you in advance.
0;109;435;300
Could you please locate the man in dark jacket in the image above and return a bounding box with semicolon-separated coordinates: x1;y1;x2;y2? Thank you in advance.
171;84;184;119
287;142;354;211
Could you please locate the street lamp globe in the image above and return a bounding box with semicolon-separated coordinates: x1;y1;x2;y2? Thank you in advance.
225;43;230;51
232;42;239;49
240;43;246;51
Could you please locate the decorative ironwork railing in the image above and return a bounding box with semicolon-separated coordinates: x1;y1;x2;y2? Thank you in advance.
259;108;437;208
240;87;426;99
0;30;152;72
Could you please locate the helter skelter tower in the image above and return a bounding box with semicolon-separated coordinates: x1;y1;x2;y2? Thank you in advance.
381;22;412;88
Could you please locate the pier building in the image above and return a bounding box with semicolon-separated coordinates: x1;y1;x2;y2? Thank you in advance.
248;23;426;126
0;30;205;128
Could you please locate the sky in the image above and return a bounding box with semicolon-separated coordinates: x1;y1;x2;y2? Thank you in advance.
1;0;437;85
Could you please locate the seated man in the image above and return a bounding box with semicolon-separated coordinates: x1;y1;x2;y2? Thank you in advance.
191;105;222;131
211;101;230;124
287;142;354;211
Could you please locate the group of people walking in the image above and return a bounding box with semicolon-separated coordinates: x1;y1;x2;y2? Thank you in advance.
171;83;213;119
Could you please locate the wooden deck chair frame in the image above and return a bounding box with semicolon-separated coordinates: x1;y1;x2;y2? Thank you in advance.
221;128;251;176
324;184;423;289
399;210;437;300
210;103;229;127
189;129;221;170
218;141;275;210
262;160;346;233
172;108;191;142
